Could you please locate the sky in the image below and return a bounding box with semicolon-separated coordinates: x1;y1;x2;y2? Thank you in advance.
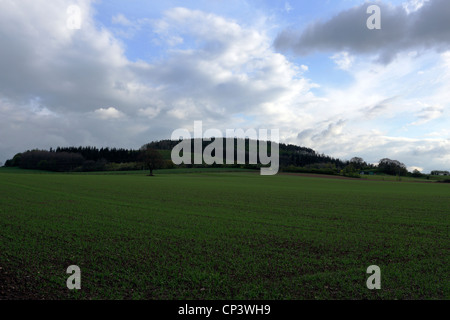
0;0;449;172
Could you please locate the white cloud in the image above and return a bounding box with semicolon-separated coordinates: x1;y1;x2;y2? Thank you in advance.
330;52;354;70
408;166;423;172
0;3;316;162
403;0;430;14
112;13;133;26
289;48;450;172
138;105;162;119
410;103;444;125
93;107;124;120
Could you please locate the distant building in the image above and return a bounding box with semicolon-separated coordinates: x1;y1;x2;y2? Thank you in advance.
431;170;450;176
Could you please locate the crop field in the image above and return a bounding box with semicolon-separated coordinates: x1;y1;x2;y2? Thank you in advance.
0;168;448;299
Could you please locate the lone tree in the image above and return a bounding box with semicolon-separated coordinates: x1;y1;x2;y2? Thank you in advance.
140;146;164;176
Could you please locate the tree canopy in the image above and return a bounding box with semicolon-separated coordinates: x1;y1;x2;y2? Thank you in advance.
140;146;164;176
378;158;408;176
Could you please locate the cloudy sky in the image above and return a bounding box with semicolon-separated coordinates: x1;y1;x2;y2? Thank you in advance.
0;0;449;172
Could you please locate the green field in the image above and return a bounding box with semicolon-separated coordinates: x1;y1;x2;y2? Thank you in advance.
0;168;448;299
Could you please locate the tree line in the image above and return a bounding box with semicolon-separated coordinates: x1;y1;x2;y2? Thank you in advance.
2;139;427;177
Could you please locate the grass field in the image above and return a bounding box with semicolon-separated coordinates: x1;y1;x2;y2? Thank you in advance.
0;168;448;299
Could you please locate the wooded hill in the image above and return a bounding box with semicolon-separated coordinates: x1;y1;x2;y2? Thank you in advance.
4;138;382;175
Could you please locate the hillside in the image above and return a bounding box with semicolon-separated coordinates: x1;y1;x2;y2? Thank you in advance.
4;138;350;172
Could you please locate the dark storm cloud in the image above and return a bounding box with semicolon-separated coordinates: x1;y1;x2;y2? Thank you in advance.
274;0;450;63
